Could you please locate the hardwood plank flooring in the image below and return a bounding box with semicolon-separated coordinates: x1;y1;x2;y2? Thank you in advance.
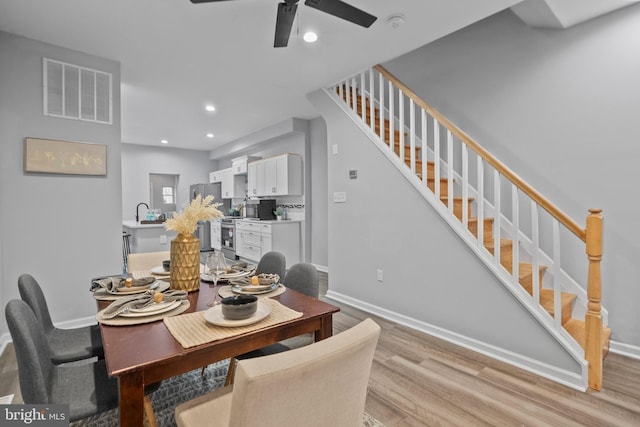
1;270;638;426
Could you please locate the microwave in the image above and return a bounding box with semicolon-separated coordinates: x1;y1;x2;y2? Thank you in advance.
244;199;276;220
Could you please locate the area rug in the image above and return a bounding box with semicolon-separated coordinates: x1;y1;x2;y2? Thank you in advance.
70;359;384;426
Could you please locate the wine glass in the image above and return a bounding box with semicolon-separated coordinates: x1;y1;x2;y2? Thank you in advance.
206;251;227;307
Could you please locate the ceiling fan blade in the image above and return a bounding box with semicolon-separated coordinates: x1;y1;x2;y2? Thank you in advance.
304;0;376;28
274;2;298;48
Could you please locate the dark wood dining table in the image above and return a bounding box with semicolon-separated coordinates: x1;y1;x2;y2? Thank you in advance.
98;280;340;427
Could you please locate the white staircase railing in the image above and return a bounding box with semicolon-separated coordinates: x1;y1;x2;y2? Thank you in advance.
325;65;607;390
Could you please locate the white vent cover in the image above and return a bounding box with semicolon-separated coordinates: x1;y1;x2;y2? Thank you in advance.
43;58;112;124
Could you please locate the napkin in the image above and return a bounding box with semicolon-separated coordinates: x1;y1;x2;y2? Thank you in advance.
100;289;188;319
90;276;156;293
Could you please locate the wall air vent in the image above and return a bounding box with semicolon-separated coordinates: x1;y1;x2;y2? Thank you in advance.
43;58;112;124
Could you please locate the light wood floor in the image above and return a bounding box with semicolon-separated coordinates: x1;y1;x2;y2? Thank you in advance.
2;271;639;426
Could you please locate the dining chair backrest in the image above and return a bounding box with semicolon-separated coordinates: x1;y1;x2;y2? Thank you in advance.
229;318;380;426
282;263;319;298
18;273;104;364
127;250;170;273
255;251;286;281
6;299;55;404
17;273;55;334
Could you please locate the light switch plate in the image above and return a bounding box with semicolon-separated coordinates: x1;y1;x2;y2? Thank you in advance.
332;144;338;155
333;191;347;203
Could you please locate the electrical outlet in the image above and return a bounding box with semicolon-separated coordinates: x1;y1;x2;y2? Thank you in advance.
160;235;167;244
377;269;383;282
332;144;338;155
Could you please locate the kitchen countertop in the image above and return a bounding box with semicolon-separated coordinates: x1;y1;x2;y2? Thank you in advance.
122;220;168;229
234;218;302;223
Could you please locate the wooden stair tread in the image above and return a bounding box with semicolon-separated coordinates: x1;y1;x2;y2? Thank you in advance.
539;289;576;320
565;319;612;356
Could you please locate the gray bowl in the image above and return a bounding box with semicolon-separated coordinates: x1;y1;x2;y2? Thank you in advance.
220;295;258;320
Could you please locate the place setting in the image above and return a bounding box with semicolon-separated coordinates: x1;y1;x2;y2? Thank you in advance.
95;288;190;326
218;273;286;299
90;275;171;301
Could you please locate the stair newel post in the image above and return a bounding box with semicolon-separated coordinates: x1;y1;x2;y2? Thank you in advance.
585;208;603;390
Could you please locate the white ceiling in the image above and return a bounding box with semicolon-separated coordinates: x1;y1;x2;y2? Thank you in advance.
0;0;631;152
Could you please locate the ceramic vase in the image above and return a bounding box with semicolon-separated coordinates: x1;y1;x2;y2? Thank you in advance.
170;233;200;292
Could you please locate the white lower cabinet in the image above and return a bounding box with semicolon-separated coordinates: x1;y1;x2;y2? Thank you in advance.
235;220;300;266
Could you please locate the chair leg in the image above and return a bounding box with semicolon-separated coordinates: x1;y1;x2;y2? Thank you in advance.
144;395;158;427
224;358;237;386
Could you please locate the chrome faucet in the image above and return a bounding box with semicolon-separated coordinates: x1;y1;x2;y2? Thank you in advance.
136;202;149;222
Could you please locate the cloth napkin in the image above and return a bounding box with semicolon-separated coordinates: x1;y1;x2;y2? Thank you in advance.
90;276;156;293
100;289;188;319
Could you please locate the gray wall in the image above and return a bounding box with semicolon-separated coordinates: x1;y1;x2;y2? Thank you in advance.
121;143;216;221
383;7;640;348
309;117;328;269
0;32;122;334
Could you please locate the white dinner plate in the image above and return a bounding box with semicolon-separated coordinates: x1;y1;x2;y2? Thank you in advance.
231;283;280;295
203;302;271;327
150;266;170;276
120;300;180;317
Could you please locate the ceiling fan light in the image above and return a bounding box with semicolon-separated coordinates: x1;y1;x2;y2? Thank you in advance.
303;31;318;43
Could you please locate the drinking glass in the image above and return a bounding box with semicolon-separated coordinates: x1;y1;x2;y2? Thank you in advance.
206;251;227;307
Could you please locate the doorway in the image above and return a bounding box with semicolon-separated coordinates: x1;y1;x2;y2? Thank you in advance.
150;173;178;214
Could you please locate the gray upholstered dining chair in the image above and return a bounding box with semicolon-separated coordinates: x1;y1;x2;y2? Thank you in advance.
18;273;104;364
175;318;381;427
255;251;286;281
5;299;159;424
223;262;319;385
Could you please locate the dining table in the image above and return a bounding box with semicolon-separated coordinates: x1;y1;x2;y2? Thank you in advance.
96;276;340;427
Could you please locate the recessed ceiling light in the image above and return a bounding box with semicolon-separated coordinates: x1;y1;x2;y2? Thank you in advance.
303;31;318;43
205;105;216;112
161;139;168;144
206;133;214;138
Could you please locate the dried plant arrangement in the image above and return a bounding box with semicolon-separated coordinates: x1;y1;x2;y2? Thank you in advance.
164;195;224;235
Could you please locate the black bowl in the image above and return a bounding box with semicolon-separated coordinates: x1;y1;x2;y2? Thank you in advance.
162;260;170;271
220;295;258;320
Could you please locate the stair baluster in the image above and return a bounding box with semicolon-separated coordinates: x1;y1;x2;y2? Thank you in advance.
586;208;604;390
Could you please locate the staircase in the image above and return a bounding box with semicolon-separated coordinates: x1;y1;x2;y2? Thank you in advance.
328;66;610;391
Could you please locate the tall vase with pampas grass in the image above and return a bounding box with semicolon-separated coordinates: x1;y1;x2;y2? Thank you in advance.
165;195;223;291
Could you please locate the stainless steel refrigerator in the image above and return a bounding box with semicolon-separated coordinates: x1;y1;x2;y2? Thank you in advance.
189;183;227;251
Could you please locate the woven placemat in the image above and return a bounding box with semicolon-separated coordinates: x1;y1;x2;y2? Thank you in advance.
96;300;190;326
163;298;302;349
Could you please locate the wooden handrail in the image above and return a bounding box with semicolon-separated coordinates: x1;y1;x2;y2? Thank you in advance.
374;65;587;242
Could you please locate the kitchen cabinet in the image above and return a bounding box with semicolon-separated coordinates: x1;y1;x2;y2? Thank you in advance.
209;169;224;184
210;220;221;250
247;153;303;197
235;219;300;265
221;168;247;199
231;155;260;175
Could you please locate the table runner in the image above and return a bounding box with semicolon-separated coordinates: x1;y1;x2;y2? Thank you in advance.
163;298;302;349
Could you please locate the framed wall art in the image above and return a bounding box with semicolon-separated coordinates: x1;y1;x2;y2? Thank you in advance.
24;137;107;176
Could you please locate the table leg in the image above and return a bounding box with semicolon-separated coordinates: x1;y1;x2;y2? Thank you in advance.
119;371;145;427
315;313;334;341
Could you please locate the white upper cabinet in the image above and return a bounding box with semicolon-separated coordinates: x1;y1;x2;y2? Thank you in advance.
221;168;247;199
231;155;261;175
247;153;302;197
209;169;224;183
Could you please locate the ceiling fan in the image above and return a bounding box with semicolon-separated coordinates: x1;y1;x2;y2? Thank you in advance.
189;0;377;48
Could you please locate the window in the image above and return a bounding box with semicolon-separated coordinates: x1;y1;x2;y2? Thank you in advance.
162;186;174;204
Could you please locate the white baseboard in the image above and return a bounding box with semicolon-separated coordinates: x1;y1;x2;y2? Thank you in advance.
325;290;588;392
609;340;640;360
